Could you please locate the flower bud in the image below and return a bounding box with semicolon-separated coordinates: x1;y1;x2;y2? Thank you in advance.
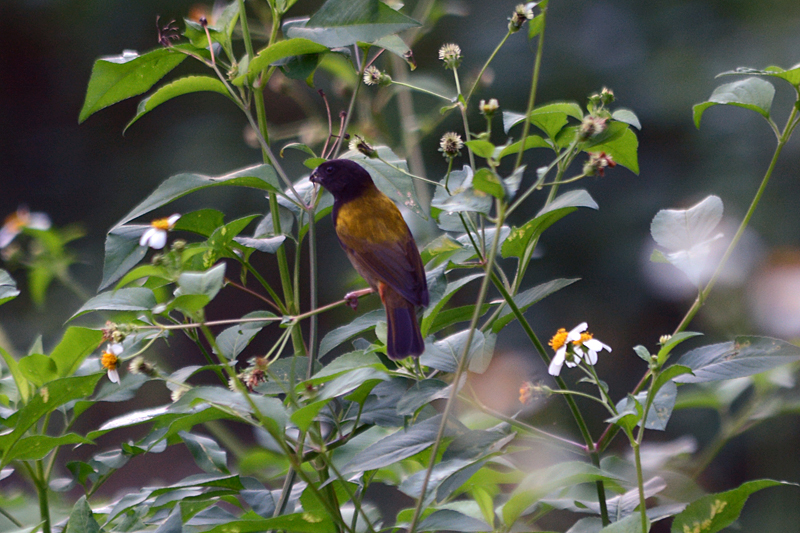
439;132;464;158
438;43;462;70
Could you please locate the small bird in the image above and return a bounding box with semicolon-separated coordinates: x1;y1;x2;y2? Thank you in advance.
310;159;429;359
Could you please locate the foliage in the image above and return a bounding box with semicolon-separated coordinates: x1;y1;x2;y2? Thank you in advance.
2;1;800;533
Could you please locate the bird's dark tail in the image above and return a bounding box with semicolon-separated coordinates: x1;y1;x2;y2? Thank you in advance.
381;285;424;359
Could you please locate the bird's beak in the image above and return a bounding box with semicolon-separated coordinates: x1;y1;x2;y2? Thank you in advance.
309;169;320;184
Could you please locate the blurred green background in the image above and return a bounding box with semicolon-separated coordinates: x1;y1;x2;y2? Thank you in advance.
2;0;800;530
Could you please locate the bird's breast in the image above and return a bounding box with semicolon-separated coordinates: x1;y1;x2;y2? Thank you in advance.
334;189;410;244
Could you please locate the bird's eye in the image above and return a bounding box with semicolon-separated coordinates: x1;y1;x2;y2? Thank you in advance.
325;166;334;174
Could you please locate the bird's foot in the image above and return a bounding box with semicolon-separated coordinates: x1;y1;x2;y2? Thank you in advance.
344;288;374;310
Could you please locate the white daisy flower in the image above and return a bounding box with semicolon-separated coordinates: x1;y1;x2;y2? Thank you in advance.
139;214;180;249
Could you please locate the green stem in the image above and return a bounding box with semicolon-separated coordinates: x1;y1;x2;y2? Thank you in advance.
488;272;610;525
391;80;452;101
672;102;799;338
466;31;511;105
512;11;546;172
452;67;475;170
407;200;506;533
36;460;51;533
631;438;649;532
0;506;22;528
334;47;368;158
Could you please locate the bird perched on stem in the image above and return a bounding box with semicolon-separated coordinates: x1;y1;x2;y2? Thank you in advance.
310;159;429;359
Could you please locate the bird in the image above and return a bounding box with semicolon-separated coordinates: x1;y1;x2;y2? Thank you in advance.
310;159;429;359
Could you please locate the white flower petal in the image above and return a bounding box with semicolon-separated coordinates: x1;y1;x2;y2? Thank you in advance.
147;229;168;249
584;349;598;365
27;213;51;231
0;227;18;248
584;338;611;353
548;348;567;376
107;369;120;384
140;227;156;247
167;214;181;227
567;322;588;341
109;343;123;355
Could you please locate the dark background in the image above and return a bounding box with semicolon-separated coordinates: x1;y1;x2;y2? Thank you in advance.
2;0;800;530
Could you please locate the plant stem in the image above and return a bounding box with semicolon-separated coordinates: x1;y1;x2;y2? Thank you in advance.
36;460;51;533
466;31;512;105
631;438;648;533
407;200;506;533
513;10;546;173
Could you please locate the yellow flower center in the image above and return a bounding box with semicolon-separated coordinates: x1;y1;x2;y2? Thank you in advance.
151;217;173;230
575;332;593;346
3;210;30;232
101;351;119;371
549;328;568;351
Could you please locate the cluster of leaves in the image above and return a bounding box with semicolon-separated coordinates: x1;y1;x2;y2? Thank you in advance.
3;1;800;533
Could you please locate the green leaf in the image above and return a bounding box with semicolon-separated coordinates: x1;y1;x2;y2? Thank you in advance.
670;479;795;533
431;166;493;217
125;76;232;131
600;513;649;532
502;190;598;258
627;381;677;431
290;399;333;432
203;512;337;533
99;225;148;290
179;431;229;474
692;77;775;128
427;304;492;336
497;135;551;160
5;433;93;462
286;0;420;48
607;394;643;431
176;263;226;300
674;336;800;383
317;367;388;400
465;140;496;159
418;510;490;532
238;38;329;84
472;168;504;199
1;375;102;463
0;269;20;305
421;273;482;336
650;195;724;287
175;208;226;237
503;102;583;136
374;34;416;68
718;63;800;88
71;287;157;319
344;146;427;220
64;496;101;533
0;345;30;403
492;278;579;333
396;379;449;416
318;309;384;358
214;311;275;360
611;108;642;130
342;415;446;473
50;327;104;378
503;462;623;526
113;164;281;230
79;47;190;123
585;124;639;174
656;332;703;366
17;353;58;387
421;329;489;373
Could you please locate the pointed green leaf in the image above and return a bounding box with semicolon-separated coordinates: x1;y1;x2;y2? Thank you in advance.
176;263;226;299
601;513;649;532
670;479;795;533
693;77;775;128
0;345;30;403
64;496;101;533
718;63;800;87
319;309;385;358
418;510;490;532
586;125;639;174
472;168;504;199
179;431;229;474
50;327;104;378
465;140;496;159
502;190;598;259
240;38;329;83
99;225;148;290
497;135;551;160
674;336;800;383
18;353;58;387
5;434;93;462
125;76;232;131
80;47;190;123
0;270;19;305
286;0;420;48
214;311;276;360
71;287;157;319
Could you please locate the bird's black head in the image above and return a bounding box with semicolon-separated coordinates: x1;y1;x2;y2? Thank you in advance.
310;159;375;203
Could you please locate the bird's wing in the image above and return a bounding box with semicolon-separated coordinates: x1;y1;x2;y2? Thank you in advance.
335;198;428;307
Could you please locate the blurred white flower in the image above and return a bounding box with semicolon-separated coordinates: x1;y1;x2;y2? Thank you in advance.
140;214;180;249
101;343;123;384
0;207;51;248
